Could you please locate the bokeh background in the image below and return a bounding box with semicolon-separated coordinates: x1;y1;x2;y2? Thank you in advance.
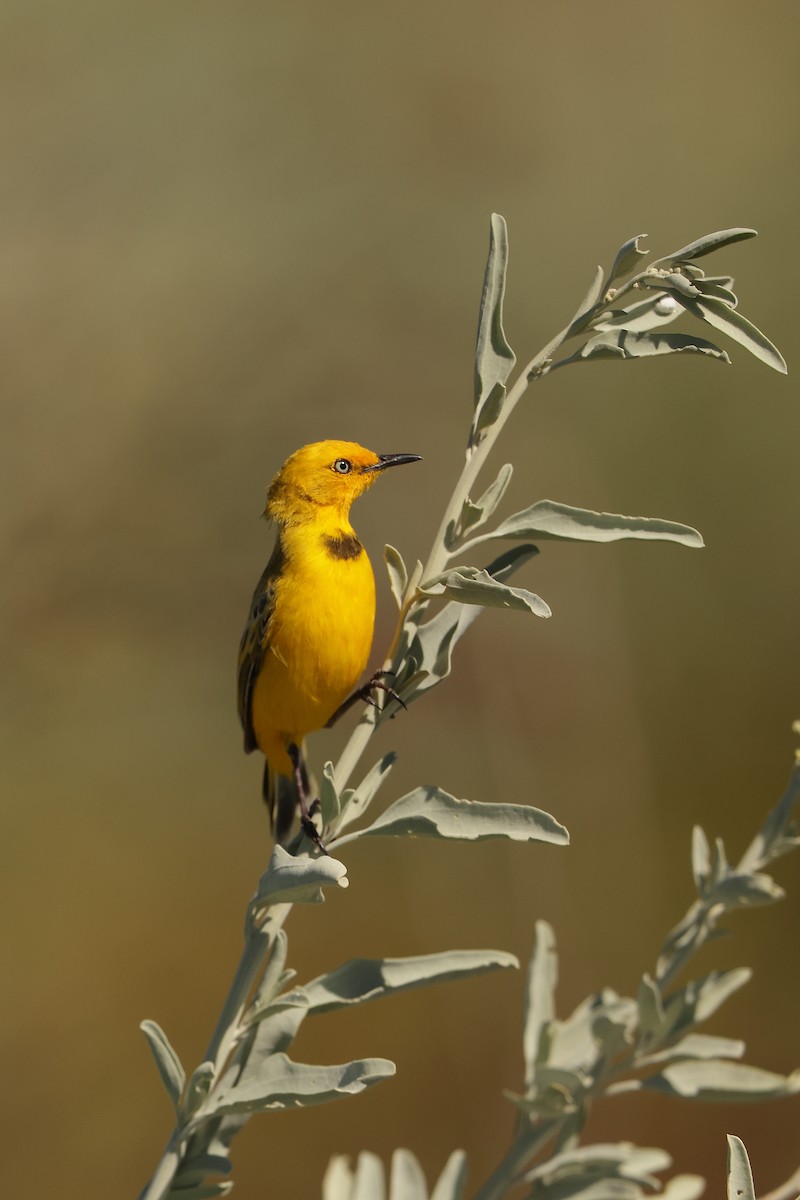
1;2;798;1196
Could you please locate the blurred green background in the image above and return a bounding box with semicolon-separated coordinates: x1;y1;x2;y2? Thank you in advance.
1;1;798;1196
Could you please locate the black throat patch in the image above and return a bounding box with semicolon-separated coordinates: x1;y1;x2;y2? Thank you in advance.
323;532;363;561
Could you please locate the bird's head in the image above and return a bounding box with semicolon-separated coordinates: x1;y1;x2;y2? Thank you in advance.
266;440;421;522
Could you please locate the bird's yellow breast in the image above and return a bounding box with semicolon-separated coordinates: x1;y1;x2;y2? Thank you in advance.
250;525;376;770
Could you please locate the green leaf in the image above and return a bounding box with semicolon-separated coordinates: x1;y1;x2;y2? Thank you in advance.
140;1019;185;1114
726;1135;756;1200
695;278;738;307
349;785;569;846
636;975;665;1041
738;759;800;871
251;846;349;908
303;949;518;1014
448;464;514;546
607;234;649;285
692;968;752;1023
638;1034;745;1067
319;761;341;827
567;264;606;330
524;1141;671;1187
576;329;729;364
207;1053;396;1114
474;213;516;416
659;227;757;263
692;825;711;895
473;499;703;549
384;544;408;609
430;1151;468;1200
471;382;507;442
323;1152;387;1200
250;929;290;1014
658;966;752;1030
335;751;398;835
680;295;787;373
465;462;515;535
420;566;551;617
711;870;785;908
641;1060;800;1102
389;1150;429;1200
661;1178;705;1200
523;921;558;1091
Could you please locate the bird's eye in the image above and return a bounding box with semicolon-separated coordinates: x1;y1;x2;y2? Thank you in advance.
332;458;352;474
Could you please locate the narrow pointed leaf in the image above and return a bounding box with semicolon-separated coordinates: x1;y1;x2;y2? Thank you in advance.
468;462;514;532
696;278;738;307
524;921;558;1090
303;949;518;1014
577;329;729;364
420;566;551;617
250;928;290;1014
710;870;785;908
692;968;752;1022
319;761;341;827
208;1053;396;1114
642;1060;800;1102
638;1034;745;1067
354;1152;388;1200
524;1141;671;1185
477;500;703;548
385;545;408;609
726;1136;755;1200
662;1178;705;1200
692;825;710;894
323;1155;357;1200
324;1152;387;1200
636;975;665;1040
738;759;800;871
430;1151;468;1200
659;228;756;263
471;382;507;441
335;752;398;835
350;785;568;845
567;264;605;329
474;213;516;411
140;1019;185;1113
681;295;787;373
451;465;515;544
390;1150;428;1200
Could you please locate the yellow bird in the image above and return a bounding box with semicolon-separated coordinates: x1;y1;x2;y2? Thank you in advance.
238;440;421;846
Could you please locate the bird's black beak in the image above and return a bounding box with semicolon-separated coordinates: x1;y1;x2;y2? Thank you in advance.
361;453;422;473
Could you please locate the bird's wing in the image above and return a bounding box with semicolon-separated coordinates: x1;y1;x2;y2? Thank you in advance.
237;537;284;753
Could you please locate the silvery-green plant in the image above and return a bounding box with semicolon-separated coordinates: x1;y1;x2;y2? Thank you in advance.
138;217;789;1200
323;749;800;1200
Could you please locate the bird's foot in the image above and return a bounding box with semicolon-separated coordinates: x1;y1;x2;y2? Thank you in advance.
325;669;407;728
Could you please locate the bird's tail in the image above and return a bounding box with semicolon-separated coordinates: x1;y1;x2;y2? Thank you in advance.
262;744;310;844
